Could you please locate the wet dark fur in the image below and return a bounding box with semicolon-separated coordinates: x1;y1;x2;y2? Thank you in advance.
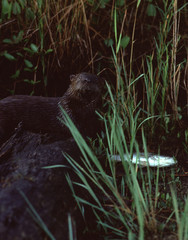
0;73;103;143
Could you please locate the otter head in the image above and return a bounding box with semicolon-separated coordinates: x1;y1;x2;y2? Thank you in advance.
69;72;103;103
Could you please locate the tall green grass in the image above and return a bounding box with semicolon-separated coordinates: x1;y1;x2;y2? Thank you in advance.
113;0;187;133
61;86;188;239
59;1;188;239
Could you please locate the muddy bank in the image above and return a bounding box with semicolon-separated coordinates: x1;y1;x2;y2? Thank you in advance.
0;131;91;240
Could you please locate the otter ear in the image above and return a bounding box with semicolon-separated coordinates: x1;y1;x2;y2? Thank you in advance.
70;75;76;82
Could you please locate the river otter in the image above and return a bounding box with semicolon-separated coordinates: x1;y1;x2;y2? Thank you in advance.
0;72;103;144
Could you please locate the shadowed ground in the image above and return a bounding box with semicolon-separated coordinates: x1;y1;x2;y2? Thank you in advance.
0;130;91;240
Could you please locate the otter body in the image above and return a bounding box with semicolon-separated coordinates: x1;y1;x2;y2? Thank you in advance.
0;73;102;143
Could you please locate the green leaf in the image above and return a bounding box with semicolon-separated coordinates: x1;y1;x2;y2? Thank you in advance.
99;0;110;8
24;68;33;72
37;0;42;9
25;7;35;20
24;59;33;68
87;0;94;5
1;0;12;18
3;39;13;44
30;43;38;53
16;30;24;42
23;47;34;54
104;38;113;47
116;0;124;7
2;0;10;14
120;36;130;49
24;79;40;85
146;3;157;17
18;0;27;9
12;2;21;15
45;49;53;54
16;52;23;57
3;52;16;61
11;31;24;44
11;70;20;79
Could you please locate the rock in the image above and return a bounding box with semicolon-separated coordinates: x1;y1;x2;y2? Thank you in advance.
0;131;86;240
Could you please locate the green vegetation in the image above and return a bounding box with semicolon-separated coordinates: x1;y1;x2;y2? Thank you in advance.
1;0;188;239
62;84;188;239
